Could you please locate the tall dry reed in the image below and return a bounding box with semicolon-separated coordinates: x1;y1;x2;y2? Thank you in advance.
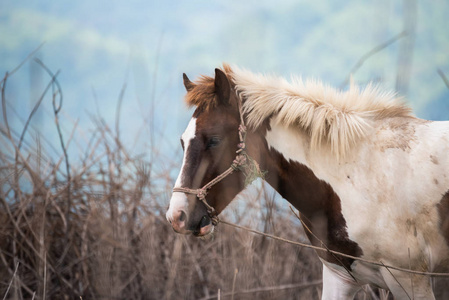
2;57;447;300
0;58;324;300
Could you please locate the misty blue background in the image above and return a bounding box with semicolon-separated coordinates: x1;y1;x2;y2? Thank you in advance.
1;0;449;166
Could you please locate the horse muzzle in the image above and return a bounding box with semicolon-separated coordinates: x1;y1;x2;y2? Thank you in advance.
166;207;214;237
193;215;214;237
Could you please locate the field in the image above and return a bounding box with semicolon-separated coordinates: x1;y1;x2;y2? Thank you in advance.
1;61;448;300
0;61;324;299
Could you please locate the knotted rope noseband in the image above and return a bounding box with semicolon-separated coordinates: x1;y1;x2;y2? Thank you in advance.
172;99;247;226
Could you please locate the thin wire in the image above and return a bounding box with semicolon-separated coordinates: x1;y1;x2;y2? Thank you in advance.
219;220;449;278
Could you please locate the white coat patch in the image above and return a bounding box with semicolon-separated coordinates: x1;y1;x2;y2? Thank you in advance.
166;118;197;223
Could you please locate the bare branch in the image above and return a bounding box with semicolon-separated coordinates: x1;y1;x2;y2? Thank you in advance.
2;262;19;300
18;69;61;150
231;268;238;300
33;58;72;220
0;42;45;85
437;69;449;90
1;72;11;140
396;0;417;95
340;31;407;89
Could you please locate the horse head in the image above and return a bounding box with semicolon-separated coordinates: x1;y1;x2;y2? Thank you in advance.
166;68;246;237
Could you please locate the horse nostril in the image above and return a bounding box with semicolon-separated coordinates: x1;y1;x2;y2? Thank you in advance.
171;210;189;234
199;215;211;228
179;210;186;222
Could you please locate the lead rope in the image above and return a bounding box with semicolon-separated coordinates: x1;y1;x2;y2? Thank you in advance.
173;98;248;226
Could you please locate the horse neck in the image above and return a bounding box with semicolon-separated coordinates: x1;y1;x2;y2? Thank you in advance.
246;118;364;267
247;119;337;219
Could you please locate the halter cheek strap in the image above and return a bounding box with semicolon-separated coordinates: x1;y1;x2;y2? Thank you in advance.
172;124;247;226
173;94;248;226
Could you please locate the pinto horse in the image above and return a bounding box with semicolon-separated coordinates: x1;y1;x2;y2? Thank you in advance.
166;65;449;299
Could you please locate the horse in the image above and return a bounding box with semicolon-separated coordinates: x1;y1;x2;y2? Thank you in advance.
166;64;449;299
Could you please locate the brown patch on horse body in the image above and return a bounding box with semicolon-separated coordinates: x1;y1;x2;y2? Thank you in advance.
437;191;449;247
257;140;363;268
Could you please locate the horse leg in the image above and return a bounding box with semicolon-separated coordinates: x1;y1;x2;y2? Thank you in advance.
380;268;435;300
321;263;361;300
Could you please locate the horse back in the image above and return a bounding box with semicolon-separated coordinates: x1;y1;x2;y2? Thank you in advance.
332;117;449;271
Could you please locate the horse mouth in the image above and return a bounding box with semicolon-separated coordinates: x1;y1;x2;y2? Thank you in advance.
193;215;214;237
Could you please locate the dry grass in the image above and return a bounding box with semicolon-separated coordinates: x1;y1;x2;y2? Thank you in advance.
0;61;325;300
0;111;323;300
2;60;447;300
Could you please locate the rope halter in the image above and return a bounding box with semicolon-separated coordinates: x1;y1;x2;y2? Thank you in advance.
172;102;248;226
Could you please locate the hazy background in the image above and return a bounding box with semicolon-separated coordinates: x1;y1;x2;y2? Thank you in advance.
2;1;449;299
2;0;449;166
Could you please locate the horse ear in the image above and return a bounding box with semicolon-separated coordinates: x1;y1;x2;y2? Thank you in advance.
214;68;231;105
183;73;195;92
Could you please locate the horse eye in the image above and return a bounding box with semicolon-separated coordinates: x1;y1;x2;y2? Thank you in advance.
206;136;221;149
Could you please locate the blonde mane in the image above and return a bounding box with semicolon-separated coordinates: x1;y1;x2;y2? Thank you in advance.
183;65;413;158
229;65;413;158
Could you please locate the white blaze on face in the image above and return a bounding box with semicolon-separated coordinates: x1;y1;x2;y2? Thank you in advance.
166;117;197;223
